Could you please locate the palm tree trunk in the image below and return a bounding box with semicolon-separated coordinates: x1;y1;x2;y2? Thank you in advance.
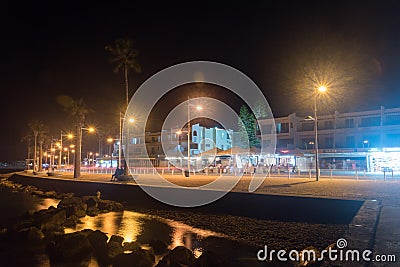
39;141;43;171
34;133;38;172
27;140;31;170
74;125;82;178
124;62;129;108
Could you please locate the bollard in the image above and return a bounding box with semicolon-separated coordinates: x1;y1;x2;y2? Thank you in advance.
308;169;311;179
298;169;301;176
162;169;164;175
384;171;386;181
278;168;280;175
330;169;333;179
172;169;174;175
288;170;290;179
392;170;394;180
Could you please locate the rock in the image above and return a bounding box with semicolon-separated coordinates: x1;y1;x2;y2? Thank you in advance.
107;241;124;259
123;241;142;252
57;196;87;218
82;196;99;208
46;232;93;263
149;239;168;255
44;190;58;198
109;235;124;245
63;215;80;228
190;250;225;267
85;230;108;264
86;206;100;217
98;199;124;213
156;246;194;267
32;190;45;197
112;249;155;267
17;226;45;243
34;206;67;231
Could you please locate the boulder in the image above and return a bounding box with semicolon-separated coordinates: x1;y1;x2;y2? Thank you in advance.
46;232;93;263
107;241;124;259
156;246;194;267
149;239;168;255
33;206;67;231
98;199;124;213
109;235;124;245
57;196;87;218
190;250;226;267
112;249;155;267
17;226;45;243
82;196;99;208
123;241;142;252
63;215;81;228
86;206;100;217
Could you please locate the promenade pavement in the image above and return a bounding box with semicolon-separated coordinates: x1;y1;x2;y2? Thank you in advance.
18;171;400;265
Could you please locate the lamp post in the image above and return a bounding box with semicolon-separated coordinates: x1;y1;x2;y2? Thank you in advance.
74;126;94;178
59;132;73;169
186;97;202;177
107;138;114;168
313;85;327;181
118;113;135;174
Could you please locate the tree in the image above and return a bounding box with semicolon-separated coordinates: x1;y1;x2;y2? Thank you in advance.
28;120;47;172
57;96;89;178
253;99;268;119
237;106;259;148
21;133;33;170
105;38;141;108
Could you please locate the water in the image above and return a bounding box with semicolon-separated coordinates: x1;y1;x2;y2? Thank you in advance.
0;186;259;266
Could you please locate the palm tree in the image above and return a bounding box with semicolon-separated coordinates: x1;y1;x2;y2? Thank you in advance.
105;38;141;175
28;120;46;172
58;96;89;178
105;38;141;108
21;133;33;170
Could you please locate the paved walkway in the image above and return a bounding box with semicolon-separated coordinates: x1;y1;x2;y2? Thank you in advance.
17;171;400;265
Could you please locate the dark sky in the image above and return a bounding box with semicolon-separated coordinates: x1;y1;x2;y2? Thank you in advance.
1;0;400;161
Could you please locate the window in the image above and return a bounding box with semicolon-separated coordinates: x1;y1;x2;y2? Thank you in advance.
325;137;334;148
193;130;198;136
345;119;354;128
302;122;314;131
346;136;355;148
261;124;273;134
385;114;400;125
323;121;334;130
276;122;289;133
360;117;380;127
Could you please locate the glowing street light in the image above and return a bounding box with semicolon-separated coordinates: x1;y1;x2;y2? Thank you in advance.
186;97;203;177
314;85;328;181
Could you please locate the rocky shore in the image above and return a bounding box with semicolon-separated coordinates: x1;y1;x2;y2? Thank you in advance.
0;176;234;266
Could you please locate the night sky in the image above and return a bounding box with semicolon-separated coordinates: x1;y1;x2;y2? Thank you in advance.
1;0;400;161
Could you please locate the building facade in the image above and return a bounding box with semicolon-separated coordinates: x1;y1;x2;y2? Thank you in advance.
259;106;400;172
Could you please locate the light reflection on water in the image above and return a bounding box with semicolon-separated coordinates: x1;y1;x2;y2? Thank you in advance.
65;210;224;255
34;198;60;211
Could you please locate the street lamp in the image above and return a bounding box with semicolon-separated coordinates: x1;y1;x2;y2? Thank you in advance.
313;85;328;181
59;131;73;169
74;126;95;178
186;97;203;177
118;113;135;173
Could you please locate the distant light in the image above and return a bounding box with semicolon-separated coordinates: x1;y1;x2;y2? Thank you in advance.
128;118;135;123
107;138;113;143
176;131;182;135
318;86;327;93
196;105;203;111
88;127;95;132
67;134;73;139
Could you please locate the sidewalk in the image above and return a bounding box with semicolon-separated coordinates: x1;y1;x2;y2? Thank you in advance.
19;171;400;265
